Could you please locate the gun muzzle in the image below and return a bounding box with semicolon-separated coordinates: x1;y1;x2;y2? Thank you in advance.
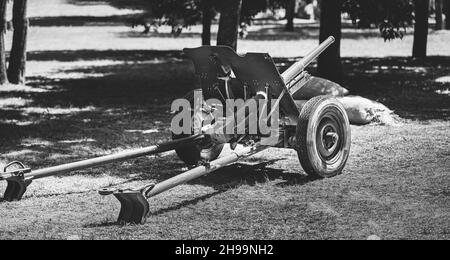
282;36;335;84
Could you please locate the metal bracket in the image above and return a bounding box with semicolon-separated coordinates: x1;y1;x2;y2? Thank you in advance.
99;184;155;225
2;162;33;202
287;71;311;95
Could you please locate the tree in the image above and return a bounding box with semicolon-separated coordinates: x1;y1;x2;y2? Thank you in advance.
412;0;429;58
343;0;414;41
318;0;344;83
445;0;450;29
8;0;29;84
241;0;279;24
100;0;281;47
436;0;443;30
151;0;203;33
319;0;415;82
0;0;7;85
201;0;214;45
344;0;425;62
285;0;296;32
216;0;242;50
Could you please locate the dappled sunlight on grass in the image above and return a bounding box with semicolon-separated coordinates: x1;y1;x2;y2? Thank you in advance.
352;66;429;75
125;129;159;134
362;65;429;74
21;106;97;116
0;84;51;93
21;138;54;147
0;119;37;126
435;89;450;96
58;138;96;144
0;97;31;108
21;175;128;199
435;76;450;83
2;149;41;158
46;72;109;80
27;60;126;79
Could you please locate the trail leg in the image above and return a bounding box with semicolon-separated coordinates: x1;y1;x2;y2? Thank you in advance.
2;161;32;202
114;192;150;225
99;184;155;225
3;178;32;201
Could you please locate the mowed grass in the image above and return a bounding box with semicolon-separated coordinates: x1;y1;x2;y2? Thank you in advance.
0;0;449;240
0;123;449;240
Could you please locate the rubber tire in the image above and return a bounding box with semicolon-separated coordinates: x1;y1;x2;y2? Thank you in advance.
296;96;351;178
172;90;224;166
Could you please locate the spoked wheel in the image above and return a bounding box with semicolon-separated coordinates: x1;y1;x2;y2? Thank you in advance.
296;96;351;178
172;90;224;166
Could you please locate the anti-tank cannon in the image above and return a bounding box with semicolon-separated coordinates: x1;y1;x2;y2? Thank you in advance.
1;37;351;224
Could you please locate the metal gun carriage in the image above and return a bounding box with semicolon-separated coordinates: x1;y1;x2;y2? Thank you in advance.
1;37;351;224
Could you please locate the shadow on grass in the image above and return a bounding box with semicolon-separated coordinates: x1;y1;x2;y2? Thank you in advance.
67;0;149;11
0;50;191;153
243;24;410;41
277;56;450;120
86;190;230;228
30;15;139;27
342;56;450;120
27;50;184;62
193;159;312;188
149;159;312;216
86;159;314;227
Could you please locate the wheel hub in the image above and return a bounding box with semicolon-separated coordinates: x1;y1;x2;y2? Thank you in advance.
323;125;339;150
317;117;342;160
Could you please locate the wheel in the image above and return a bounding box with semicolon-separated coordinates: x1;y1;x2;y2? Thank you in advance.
296;96;351;178
172;90;224;166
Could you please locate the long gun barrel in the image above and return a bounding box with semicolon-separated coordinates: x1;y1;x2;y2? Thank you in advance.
281;36;335;85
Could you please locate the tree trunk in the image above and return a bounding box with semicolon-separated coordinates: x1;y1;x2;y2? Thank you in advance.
8;0;28;85
317;0;343;83
412;0;429;58
0;0;7;85
436;0;443;30
202;0;213;46
217;0;242;51
445;0;450;29
285;0;296;32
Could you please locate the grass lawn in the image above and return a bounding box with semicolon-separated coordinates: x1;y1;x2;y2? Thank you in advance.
0;0;449;240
